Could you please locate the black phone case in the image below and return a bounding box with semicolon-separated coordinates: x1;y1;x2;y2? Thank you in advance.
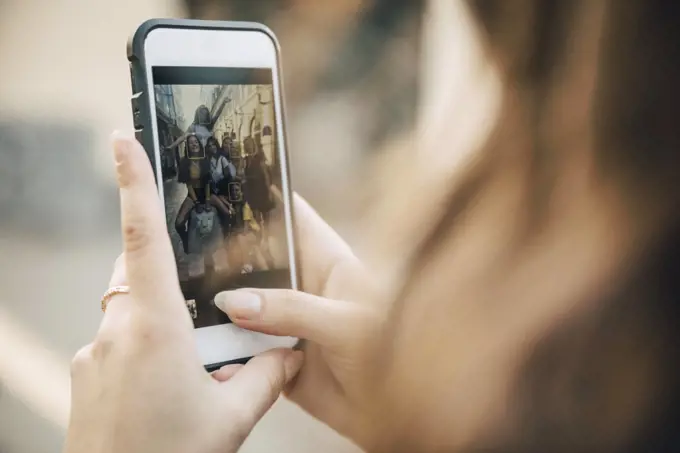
127;18;285;184
127;19;302;373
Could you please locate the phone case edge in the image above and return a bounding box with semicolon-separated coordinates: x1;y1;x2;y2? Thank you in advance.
125;19;299;372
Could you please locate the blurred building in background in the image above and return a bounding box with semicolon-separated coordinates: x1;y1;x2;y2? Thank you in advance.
154;84;184;180
199;84;222;112
212;85;276;166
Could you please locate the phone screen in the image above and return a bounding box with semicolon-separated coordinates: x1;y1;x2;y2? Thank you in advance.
152;67;292;329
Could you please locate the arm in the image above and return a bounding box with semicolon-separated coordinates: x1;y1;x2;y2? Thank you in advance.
220;156;237;180
266;164;272;187
177;159;196;202
269;184;284;204
211;195;234;216
187;185;198;202
263;161;273;191
166;132;189;150
251;246;270;271
204;160;212;202
210;97;229;129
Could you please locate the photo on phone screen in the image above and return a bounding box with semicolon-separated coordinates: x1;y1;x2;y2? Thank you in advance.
152;67;292;329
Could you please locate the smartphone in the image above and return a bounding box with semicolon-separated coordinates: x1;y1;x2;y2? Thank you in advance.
127;19;298;371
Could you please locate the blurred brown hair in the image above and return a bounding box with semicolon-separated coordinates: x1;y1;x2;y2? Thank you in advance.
369;1;680;452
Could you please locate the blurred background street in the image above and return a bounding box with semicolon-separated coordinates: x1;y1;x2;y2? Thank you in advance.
0;0;475;451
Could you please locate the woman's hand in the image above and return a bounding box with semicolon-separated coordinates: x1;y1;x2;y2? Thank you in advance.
214;195;386;449
65;134;303;453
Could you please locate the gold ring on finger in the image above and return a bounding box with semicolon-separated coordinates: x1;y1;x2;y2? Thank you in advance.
101;286;131;312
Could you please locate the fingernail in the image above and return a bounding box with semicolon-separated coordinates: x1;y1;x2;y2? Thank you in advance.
284;350;304;380
214;291;262;319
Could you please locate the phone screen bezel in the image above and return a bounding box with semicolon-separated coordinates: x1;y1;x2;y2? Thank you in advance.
143;26;298;368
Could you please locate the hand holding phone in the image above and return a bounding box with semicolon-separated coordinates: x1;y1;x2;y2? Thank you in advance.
127;19;299;371
65;134;304;453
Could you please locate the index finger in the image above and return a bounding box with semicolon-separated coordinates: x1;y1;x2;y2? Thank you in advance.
113;134;185;314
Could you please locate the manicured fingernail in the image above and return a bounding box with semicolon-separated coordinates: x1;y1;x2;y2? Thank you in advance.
214;291;262;319
284;350;304;379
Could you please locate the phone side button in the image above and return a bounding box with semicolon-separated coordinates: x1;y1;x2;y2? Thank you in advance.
131;92;144;129
133;111;143;129
134;129;144;144
131;91;142;109
129;62;140;93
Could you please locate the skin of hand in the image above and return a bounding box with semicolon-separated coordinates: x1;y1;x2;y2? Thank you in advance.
214;194;387;449
64;133;303;453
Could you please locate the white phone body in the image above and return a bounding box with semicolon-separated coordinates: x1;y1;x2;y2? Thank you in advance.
135;21;298;369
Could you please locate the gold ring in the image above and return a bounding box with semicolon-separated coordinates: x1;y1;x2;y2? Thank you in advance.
101;286;131;312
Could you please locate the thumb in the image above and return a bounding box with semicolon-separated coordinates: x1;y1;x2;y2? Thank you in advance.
113;133;181;307
214;289;373;350
222;349;303;428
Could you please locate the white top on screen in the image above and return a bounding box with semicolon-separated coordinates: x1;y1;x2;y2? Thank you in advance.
144;28;278;68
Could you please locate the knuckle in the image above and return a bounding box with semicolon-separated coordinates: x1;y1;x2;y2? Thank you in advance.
252;356;287;399
264;289;297;316
262;365;286;393
123;220;153;254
